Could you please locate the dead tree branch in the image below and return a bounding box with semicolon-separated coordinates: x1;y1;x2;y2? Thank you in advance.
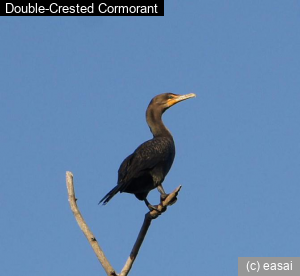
66;171;181;276
66;171;116;276
120;186;181;276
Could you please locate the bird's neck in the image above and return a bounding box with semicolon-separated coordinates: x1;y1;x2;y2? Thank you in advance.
146;107;173;138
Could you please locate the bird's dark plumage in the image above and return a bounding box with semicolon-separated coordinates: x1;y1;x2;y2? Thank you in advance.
99;92;196;209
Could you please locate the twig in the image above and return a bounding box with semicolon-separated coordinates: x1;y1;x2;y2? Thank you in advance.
66;172;117;276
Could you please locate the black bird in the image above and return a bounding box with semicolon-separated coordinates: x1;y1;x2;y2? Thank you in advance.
99;93;196;210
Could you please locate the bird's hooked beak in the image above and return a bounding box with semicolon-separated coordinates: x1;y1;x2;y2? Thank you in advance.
167;93;196;107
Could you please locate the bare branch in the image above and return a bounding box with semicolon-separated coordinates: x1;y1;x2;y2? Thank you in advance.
120;186;181;276
66;172;117;276
66;171;181;276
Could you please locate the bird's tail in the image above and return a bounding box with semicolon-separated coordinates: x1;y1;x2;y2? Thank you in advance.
99;185;120;205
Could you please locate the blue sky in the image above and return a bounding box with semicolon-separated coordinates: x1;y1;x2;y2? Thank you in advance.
1;1;300;275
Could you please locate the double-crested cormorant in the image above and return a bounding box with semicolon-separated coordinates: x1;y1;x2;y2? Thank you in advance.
99;93;196;210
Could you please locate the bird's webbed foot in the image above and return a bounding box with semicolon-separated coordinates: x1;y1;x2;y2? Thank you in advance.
144;198;158;211
147;204;160;212
144;199;165;213
160;193;177;205
157;185;176;205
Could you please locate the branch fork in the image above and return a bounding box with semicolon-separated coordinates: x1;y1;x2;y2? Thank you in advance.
66;171;181;276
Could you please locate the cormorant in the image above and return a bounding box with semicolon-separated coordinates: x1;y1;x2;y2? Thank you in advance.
99;93;196;210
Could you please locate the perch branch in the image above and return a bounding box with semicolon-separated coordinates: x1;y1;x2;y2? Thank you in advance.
119;186;182;276
66;171;117;276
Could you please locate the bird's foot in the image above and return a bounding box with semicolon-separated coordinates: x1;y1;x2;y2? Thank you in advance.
147;204;160;212
144;199;167;215
144;199;160;212
147;204;168;216
160;193;168;201
160;193;177;205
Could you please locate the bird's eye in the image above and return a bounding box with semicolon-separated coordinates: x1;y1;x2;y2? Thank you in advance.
168;95;174;99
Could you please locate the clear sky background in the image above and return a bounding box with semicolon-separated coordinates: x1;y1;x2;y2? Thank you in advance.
1;1;300;275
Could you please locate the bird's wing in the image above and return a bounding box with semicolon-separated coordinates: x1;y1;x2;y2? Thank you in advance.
117;153;134;182
118;138;171;184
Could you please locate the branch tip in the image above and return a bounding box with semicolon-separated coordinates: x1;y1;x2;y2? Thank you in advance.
66;171;115;275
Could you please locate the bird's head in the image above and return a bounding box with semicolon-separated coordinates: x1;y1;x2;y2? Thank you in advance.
149;93;196;113
146;92;196;137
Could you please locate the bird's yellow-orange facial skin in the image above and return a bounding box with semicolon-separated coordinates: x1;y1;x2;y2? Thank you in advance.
166;93;196;107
